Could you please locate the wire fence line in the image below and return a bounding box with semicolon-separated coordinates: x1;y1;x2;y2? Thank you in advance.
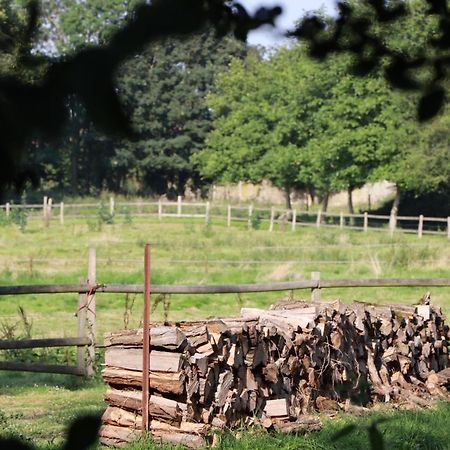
1;196;450;237
0;257;448;267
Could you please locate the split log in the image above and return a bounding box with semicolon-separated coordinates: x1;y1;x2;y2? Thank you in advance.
104;326;187;349
102;367;185;395
105;348;184;372
99;424;141;446
264;398;288;418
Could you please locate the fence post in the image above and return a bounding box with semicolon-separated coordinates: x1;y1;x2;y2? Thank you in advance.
339;211;344;229
316;210;322;228
77;276;87;376
363;212;368;232
60;202;64;225
109;196;115;216
292;209;296;231
86;247;96;377
177;196;182;217
227;205;231;228
389;212;397;236
248;204;253;229
448;217;450;239
269;207;275;232
205;201;210;225
418;214;424;238
5;202;10;217
48;198;53;222
158;199;162;220
43;196;48;227
311;271;321;301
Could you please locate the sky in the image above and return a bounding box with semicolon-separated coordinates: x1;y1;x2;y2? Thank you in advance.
240;0;337;47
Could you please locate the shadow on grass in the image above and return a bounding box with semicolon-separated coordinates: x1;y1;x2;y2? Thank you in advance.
0;371;100;393
1;402;450;450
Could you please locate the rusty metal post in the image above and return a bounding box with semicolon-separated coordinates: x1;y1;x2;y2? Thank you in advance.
142;244;151;432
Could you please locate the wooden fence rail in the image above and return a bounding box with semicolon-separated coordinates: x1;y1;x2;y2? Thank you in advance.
0;249;97;378
1;278;450;296
2;196;450;237
1;244;450;379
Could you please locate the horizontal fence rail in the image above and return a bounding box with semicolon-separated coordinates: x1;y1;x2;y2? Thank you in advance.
1;196;450;237
1;278;450;296
0;361;85;376
0;337;91;350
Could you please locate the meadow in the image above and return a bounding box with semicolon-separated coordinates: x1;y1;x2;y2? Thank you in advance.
0;211;449;448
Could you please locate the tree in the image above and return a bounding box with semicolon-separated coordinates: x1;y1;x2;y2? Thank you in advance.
293;0;450;121
114;28;246;197
197;43;410;212
194;48;319;208
0;0;281;197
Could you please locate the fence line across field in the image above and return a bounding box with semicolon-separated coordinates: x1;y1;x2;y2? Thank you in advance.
1;278;450;296
2;196;450;237
1;246;450;378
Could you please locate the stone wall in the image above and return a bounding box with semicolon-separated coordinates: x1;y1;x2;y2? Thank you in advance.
210;180;396;209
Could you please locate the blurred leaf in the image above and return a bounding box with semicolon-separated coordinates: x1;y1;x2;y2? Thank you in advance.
418;87;445;121
63;414;101;450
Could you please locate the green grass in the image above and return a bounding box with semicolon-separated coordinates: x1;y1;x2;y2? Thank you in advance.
0;215;449;447
0;373;449;450
0;215;449;339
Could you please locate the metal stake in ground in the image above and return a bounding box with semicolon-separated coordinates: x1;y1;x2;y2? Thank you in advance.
142;243;151;433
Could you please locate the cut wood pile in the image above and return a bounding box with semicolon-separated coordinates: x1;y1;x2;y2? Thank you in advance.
100;299;450;447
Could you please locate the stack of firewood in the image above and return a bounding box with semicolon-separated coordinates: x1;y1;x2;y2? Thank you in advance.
99;300;450;447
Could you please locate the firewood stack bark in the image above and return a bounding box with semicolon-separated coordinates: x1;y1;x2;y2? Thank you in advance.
99;300;450;447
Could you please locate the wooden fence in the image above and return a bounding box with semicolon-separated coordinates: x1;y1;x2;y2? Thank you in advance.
0;248;97;377
1;245;450;377
1;196;450;237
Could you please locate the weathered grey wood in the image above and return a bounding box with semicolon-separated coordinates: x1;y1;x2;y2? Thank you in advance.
418;214;424;238
102;406;142;428
248;204;253;229
102;367;185;395
316;209;322;227
0;361;84;375
105;327;187;350
105;348;184;372
151;430;204;448
1;278;450;296
269;207;275;232
311;271;321;301
77;276;87;376
177;196;182;216
264;398;288;417
99;423;141;445
0;337;91;350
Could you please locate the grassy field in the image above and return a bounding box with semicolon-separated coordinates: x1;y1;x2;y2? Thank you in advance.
0;214;449;447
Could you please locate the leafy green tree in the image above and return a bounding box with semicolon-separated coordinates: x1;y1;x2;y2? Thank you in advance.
195;48;320;209
114;28;246;197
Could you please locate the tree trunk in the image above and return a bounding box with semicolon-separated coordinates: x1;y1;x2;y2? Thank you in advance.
284;186;292;210
347;187;354;214
389;186;401;233
347;187;355;226
321;192;329;213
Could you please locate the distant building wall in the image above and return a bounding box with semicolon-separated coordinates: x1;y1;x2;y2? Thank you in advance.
210;180;395;209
